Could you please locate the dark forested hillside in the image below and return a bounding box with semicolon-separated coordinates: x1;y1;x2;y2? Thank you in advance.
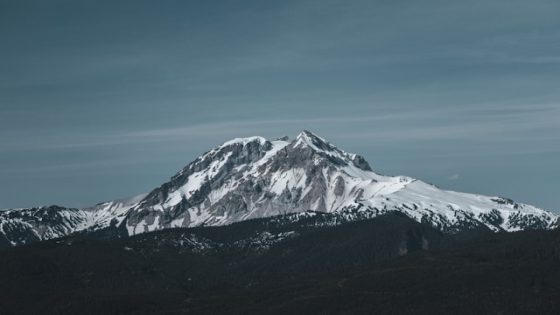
1;213;559;314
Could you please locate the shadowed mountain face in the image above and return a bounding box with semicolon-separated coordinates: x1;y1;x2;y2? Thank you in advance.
0;213;559;315
0;131;557;247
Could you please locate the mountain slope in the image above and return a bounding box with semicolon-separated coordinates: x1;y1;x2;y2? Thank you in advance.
124;130;557;234
0;130;557;246
0;195;145;247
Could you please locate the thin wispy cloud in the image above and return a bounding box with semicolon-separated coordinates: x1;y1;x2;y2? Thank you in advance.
2;102;558;152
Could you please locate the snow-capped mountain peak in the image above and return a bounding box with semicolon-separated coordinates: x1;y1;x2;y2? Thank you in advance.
220;135;269;149
292;130;372;172
1;130;557;247
121;131;556;235
294;129;329;148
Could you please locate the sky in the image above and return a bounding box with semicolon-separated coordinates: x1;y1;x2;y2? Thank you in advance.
1;0;559;212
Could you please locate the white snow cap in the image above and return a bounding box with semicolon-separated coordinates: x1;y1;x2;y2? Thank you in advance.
220;136;267;147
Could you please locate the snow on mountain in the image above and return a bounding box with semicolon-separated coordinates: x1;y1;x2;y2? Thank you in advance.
0;130;558;246
85;193;148;229
0;206;92;246
0;194;145;246
123;130;557;235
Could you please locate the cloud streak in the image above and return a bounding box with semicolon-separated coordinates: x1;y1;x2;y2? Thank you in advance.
2;102;558;153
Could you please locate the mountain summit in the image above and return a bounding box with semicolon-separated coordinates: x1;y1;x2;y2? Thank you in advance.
1;131;557;246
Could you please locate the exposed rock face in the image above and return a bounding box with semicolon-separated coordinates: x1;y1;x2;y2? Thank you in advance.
0;195;145;247
0;206;90;246
1;130;558;246
122;130;557;235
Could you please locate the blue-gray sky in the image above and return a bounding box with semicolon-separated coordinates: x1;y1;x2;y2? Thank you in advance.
1;0;559;212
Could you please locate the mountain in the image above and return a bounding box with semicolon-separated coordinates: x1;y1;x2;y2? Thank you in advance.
0;130;557;247
0;195;145;247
